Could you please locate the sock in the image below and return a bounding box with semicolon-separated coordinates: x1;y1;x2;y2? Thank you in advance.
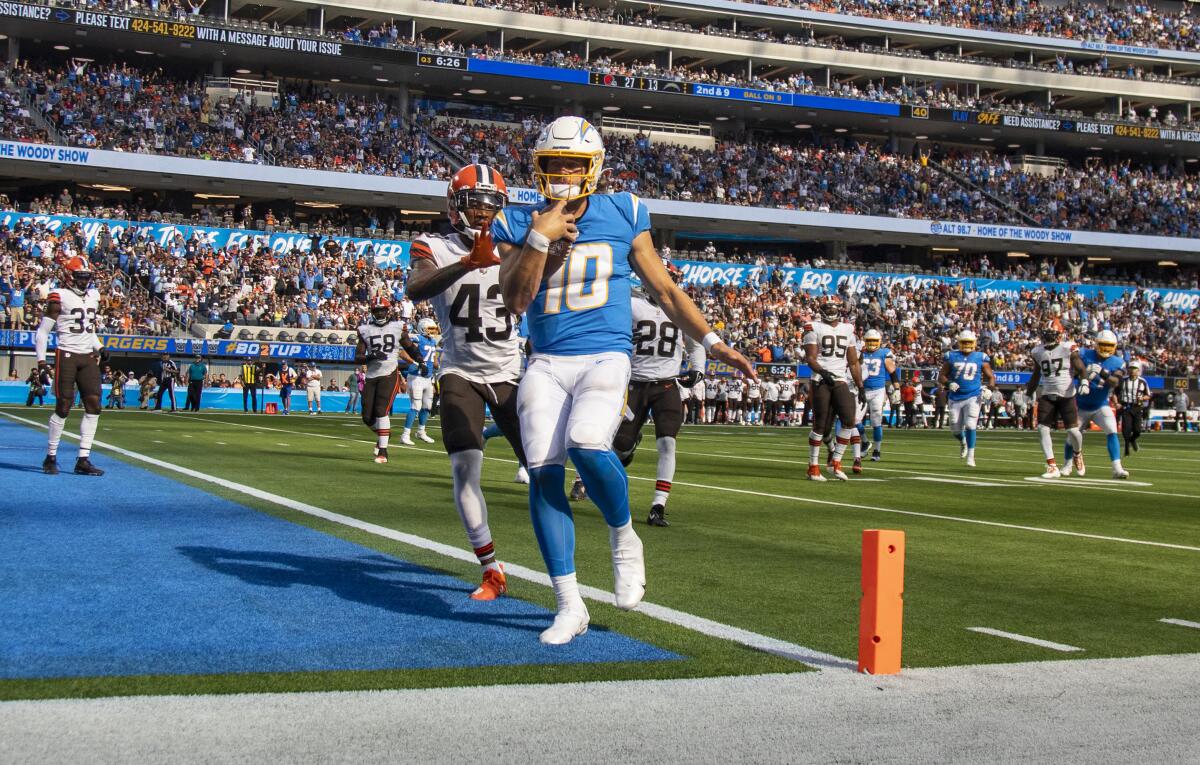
1038;425;1055;461
529;464;575;577
1106;433;1122;462
831;437;850;462
654;436;676;507
418;409;430;431
965;428;977;449
609;519;638;551
403;409;416;432
375;415;390;449
851;433;861;459
482;422;503;440
568;447;631;528
808;432;823;465
872;425;883;448
47;413;66;457
451;450;494;568
1067;427;1084;454
550;572;585;614
967;447;976;460
1065;440;1075;464
78;413;99;458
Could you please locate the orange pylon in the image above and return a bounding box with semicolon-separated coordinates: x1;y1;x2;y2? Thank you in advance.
858;529;905;674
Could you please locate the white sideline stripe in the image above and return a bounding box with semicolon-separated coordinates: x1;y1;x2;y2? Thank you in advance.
1159;618;1200;630
0;412;852;672
967;627;1084;653
903;477;1014;488
140;414;1200;555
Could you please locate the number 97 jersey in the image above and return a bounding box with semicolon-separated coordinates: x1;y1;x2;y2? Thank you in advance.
50;287;102;355
411;233;522;384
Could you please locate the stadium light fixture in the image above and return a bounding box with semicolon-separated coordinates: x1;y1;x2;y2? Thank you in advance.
834;127;848;133
1006;251;1029;258
914;134;927;139
715;116;730;121
1159;260;1178;267
401;209;442;217
1007;143;1021;148
1087;257;1111;262
330;78;341;83
54;45;70;51
794;123;811;129
135;50;154;55
236;69;252;75
376;77;389;83
509;95;524;101
451;92;462;97
82;183;132;192
298;201;339;209
1088;146;1103;151
602;105;621;112
931;247;959;252
0;34;7;40
467;88;487;95
642;104;653;109
1187;158;1198;164
194;193;240;200
979;137;994;142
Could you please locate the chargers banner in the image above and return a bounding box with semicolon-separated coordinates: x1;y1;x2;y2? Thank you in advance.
0;210;411;268
0;330;355;361
673;260;1200;310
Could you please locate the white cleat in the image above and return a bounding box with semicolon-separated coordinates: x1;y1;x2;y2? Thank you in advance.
611;532;646;611
806;468;827;482
539;607;590;645
1041;465;1062;479
417;431;436;444
1073;454;1086;477
514;465;530;484
1112;467;1130;480
959;441;969;459
828;463;848;481
966;456;976;468
1061;462;1073;477
399;433;415;446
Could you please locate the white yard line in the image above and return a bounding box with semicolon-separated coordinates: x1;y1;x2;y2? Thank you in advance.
0;412;851;672
903;477;1015;488
1159;618;1200;630
966;627;1084;652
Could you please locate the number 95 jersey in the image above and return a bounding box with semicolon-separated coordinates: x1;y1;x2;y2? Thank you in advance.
802;320;856;383
49;287;102;355
411;233;522;384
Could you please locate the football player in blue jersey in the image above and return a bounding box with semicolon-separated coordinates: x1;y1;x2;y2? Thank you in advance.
494;116;756;645
1065;329;1129;479
859;328;899;461
400;317;439;445
937;329;995;468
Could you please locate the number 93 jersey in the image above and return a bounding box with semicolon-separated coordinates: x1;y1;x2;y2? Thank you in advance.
411;233;522;384
802;320;856;382
944;349;990;401
630;290;704;382
492;192;650;356
356;319;408;379
49;287;102;355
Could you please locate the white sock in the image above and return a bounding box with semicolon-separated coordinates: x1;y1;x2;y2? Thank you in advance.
609;520;638;550
1113;459;1124;471
376;416;390;448
550;572;585;613
967;448;976;460
78;413;99;458
450;450;491;549
402;427;412;437
47;413;66;456
1067;427;1083;453
808;432;822;465
1038;425;1056;461
654;437;676;507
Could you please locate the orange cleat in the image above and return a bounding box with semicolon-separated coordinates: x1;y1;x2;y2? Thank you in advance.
829;460;849;481
470;565;507;601
852;458;863;474
807;464;826;482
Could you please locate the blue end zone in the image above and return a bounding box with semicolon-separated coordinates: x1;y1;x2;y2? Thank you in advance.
0;419;678;679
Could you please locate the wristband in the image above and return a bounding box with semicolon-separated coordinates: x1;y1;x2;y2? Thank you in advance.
701;332;722;352
526;229;551;253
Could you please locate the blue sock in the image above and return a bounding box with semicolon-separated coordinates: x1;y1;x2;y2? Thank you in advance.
856;422;865;437
1065;441;1074;463
528;465;575;577
404;410;416;430
966;429;977;449
418;409;430;427
1106;433;1121;462
567;447;631;528
873;425;883;444
482;423;503;440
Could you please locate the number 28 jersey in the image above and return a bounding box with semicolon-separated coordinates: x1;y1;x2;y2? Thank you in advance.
630;290;704;382
357;319;408;379
411;233;521;384
49;287;102;355
802;320;856;383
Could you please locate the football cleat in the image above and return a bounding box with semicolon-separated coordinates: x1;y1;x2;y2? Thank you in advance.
1073;453;1086;477
514;465;530;484
73;457;104;476
1061;461;1073;477
966;455;977;468
959;440;969;459
374;447;388;464
569;477;587;501
611;531;646;610
807;464;827;482
417;431;436;444
828;461;848;481
399;432;415;446
539;606;590;645
1112;466;1130;480
42;455;59;475
1132;441;1140;453
470;565;507;601
852;458;863;475
647;504;669;527
1041;464;1062;479
871;449;881;462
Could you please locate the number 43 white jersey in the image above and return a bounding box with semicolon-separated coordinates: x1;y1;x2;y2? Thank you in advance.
802;320;856;382
50;287;102;355
630;290;704;382
411;233;522;384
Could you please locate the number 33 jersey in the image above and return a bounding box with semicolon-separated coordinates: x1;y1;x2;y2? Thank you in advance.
802;320;856;383
49;287;102;355
411;233;522;384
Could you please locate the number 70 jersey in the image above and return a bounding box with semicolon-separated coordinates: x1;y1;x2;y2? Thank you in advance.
411;233;522;384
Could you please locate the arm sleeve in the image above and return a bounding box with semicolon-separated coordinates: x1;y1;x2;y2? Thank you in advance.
686;335;706;374
34;316;55;362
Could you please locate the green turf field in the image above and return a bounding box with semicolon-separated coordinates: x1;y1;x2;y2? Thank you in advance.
3;406;1199;699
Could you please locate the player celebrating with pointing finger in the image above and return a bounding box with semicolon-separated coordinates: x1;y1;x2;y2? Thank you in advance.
496;116;757;645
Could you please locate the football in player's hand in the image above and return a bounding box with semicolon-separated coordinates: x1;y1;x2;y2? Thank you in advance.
543;239;571;278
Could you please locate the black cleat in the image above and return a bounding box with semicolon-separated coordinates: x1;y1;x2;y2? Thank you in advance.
569;477;587;502
871;449;881;462
42;455;59;475
647;504;670;527
73;457;104;476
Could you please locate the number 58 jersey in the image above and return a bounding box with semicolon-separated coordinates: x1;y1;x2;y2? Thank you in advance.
411;233;522;384
357;319;408;379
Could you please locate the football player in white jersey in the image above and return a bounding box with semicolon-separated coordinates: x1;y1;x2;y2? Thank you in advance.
35;256;107;476
744;375;762;425
727;374;744;424
1025;322;1087;478
405;164;529;600
804;296;864;481
609;286;705;527
354;296;418;464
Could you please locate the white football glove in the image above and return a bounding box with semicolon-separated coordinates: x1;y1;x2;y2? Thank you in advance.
1078;379;1091;397
948;382;960;393
1086;363;1102;379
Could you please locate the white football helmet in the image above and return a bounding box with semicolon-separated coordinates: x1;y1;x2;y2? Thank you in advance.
1095;329;1118;358
980;387;994;403
863;328;882;352
533;116;605;201
418;317;439;337
957;329;977;353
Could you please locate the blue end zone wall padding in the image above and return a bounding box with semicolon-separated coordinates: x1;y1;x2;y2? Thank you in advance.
0;382;412;414
0;419;677;679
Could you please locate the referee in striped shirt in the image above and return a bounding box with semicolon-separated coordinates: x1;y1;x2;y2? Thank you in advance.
1117;360;1151;455
241;357;263;413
